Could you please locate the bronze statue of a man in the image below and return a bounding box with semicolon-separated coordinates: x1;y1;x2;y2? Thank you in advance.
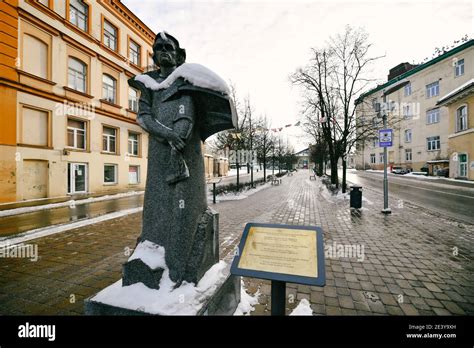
124;32;236;288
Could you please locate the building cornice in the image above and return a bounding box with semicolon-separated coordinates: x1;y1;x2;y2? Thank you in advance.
356;40;474;104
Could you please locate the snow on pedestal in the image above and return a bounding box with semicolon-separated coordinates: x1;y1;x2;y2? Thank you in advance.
90;240;229;315
289;299;313;316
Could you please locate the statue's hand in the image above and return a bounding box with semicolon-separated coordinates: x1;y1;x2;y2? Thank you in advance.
168;131;186;151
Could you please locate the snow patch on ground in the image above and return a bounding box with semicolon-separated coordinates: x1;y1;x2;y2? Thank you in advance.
0;191;144;218
215;182;273;202
290;298;313;316
233;280;260;315
0;207;143;247
92;245;229;315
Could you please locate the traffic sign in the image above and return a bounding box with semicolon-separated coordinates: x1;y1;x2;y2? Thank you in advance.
379;129;393;147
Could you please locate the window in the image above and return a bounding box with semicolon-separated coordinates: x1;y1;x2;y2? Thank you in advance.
426;81;439;98
67;118;86;149
404;83;412;96
455;59;464;77
103;126;117;153
69;0;88;31
22;107;48;146
68;57;87;93
23;35;48;79
405;149;412;162
128;132;139;156
404;129;412;143
427;136;441;151
403;104;412;118
427;108;440;124
370;154;376;164
456;105;468;132
129;40;141;66
129;165;140;184
379;153;384;163
372;138;378;148
129;88;139;112
102;74;116;103
103;20;118;51
104;164;117;184
147;53;154;69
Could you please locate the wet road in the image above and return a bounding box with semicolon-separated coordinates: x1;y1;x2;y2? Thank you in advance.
0;194;144;238
341;170;474;224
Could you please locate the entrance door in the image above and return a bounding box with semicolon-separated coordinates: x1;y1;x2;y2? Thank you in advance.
459;154;468;178
68;163;88;194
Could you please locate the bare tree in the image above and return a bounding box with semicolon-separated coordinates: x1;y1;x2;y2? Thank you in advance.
291;25;383;192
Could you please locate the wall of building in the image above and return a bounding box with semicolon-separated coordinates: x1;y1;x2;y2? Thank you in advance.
0;0;156;202
355;43;473;174
448;95;474;180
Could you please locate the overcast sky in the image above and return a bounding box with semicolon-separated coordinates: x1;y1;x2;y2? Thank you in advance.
122;0;472;151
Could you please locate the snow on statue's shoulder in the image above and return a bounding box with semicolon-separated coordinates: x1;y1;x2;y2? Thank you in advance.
135;63;230;95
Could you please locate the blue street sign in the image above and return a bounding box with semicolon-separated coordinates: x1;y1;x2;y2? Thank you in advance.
379;129;393;147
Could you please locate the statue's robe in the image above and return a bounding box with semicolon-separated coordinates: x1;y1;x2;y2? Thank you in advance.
128;70;235;284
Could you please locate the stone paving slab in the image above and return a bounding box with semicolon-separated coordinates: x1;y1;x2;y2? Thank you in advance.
0;170;472;315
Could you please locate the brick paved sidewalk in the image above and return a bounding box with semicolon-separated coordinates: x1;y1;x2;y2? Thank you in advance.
0;170;472;315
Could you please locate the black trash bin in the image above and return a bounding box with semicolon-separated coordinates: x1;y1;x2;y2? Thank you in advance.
350;186;362;209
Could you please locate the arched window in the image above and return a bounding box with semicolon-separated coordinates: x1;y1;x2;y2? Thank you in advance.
23;34;48;79
103;74;117;104
456;105;468;132
68;57;87;93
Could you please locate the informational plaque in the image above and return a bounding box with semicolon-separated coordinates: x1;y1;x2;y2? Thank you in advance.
231;223;325;286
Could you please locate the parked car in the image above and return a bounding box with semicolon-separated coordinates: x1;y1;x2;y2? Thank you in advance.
392;166;408;174
436;168;449;177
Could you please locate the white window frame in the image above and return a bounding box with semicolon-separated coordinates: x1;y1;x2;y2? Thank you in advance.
102;74;116;104
404;83;412;96
455;59;464;77
456;105;468;132
405;149;412;162
129;40;140;66
104;164;118;184
427;136;441;151
426;81;439;98
128;132;139;156
68;57;87;93
103;20;117;51
69;0;88;31
128;88;139;112
427;108;440;124
67;118;86;149
404;129;412;143
379;152;384;163
103;126;117;153
370;154;376;164
129;165;140;184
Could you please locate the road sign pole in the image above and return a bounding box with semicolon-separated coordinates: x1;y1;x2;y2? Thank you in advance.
271;280;286;316
382;97;391;215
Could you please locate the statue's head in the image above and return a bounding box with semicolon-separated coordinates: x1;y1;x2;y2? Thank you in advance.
152;32;186;69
